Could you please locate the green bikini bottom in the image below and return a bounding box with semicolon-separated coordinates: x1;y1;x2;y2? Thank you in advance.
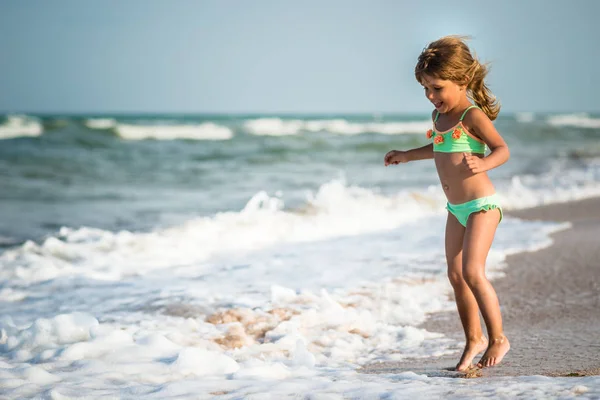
447;194;503;227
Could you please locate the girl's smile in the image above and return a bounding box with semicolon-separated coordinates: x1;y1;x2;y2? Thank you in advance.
420;74;465;115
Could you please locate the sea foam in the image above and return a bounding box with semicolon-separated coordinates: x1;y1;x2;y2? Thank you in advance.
244;118;432;136
0;115;43;140
115;122;233;140
546;113;600;128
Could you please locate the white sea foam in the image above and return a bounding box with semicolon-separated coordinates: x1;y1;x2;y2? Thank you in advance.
115;122;233;140
0;216;586;399
3;163;600;286
84;118;117;130
498;158;600;208
546;113;600;128
0;179;445;283
244;118;431;136
0;115;43;140
1;169;599;397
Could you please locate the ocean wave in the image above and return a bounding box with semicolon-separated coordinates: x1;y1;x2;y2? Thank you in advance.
244;118;431;136
546;113;600;129
499;162;600;209
84;118;117;130
515;112;535;123
0;115;43;140
2;158;599;283
115;122;233;141
0;178;445;282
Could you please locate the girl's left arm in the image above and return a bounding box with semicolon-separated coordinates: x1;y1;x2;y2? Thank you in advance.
465;109;510;173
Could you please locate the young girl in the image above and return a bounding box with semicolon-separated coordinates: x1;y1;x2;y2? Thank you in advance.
384;36;510;371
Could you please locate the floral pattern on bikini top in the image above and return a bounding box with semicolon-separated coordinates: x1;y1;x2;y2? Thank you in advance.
427;124;486;154
427;105;487;154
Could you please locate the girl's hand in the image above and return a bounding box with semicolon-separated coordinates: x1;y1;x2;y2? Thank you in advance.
384;150;408;166
463;153;487;173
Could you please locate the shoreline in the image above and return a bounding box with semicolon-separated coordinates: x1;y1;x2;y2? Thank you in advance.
361;197;600;378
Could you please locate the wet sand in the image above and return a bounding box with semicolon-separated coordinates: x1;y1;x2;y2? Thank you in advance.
361;197;600;378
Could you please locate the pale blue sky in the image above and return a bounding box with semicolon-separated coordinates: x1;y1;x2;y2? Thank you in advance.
0;0;598;114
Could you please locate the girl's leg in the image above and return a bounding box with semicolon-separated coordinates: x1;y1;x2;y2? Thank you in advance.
462;209;510;368
445;212;488;371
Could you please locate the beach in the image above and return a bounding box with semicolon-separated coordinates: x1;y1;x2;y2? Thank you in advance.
361;196;600;378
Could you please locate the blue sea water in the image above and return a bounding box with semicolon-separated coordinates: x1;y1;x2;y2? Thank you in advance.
1;112;599;245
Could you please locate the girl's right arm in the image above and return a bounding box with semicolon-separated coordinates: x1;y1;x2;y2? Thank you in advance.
385;110;436;166
384;143;433;166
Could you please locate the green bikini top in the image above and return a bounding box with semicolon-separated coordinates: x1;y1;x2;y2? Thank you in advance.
427;105;486;154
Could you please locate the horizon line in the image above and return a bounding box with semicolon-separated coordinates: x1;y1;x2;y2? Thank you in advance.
1;109;598;117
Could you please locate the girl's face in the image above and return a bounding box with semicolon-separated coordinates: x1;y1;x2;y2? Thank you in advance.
420;74;465;114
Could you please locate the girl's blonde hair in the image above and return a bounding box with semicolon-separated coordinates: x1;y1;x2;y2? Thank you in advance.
415;36;500;121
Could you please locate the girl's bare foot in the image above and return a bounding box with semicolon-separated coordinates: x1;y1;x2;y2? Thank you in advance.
455;336;488;371
477;335;510;368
